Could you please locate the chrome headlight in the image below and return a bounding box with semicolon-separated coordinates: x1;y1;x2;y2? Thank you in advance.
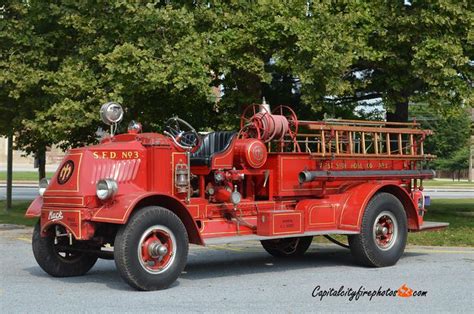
96;179;118;201
38;178;50;196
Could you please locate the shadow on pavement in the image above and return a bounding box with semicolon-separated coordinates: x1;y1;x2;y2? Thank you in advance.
23;245;426;291
183;246;425;281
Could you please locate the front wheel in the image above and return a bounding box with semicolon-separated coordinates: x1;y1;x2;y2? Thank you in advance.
32;221;98;277
348;192;407;267
261;236;313;257
114;206;189;291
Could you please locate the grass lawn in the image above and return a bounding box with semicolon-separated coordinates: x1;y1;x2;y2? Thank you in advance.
0;171;55;182
423;179;474;188
1;198;473;246
0;200;37;226
407;199;474;247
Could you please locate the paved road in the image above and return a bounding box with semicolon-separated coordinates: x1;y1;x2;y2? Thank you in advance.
0;185;473;201
424;190;474;199
0;186;39;201
0;227;473;313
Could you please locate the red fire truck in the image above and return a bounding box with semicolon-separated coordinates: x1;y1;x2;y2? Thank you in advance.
26;101;448;291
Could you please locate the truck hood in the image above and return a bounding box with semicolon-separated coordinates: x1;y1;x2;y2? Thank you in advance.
43;140;148;208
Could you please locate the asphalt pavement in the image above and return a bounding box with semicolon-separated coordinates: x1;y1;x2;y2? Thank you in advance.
0;227;473;313
0;186;39;201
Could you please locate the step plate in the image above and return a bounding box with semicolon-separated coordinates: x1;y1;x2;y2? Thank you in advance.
419;221;449;231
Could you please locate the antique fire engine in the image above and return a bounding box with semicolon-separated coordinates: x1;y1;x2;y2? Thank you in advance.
25;100;448;291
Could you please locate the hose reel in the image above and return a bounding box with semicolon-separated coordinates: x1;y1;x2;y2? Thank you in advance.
239;101;299;149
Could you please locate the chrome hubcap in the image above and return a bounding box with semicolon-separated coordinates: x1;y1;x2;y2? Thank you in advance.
138;225;176;274
373;211;398;251
148;242;168;258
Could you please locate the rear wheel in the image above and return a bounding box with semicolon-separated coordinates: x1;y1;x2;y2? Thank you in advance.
114;206;188;291
261;236;313;257
348;192;407;267
32;221;98;277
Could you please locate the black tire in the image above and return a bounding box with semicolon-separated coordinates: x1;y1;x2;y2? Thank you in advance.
261;236;313;257
114;206;189;291
348;192;407;267
32;221;98;277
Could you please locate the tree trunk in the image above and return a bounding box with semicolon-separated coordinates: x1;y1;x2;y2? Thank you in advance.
37;147;46;181
5;133;13;211
386;100;409;122
387;100;409;152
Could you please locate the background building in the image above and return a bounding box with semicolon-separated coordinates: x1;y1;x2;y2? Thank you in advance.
0;137;64;172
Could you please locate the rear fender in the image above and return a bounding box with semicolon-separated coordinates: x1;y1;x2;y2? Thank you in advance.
339;182;419;231
91;193;203;245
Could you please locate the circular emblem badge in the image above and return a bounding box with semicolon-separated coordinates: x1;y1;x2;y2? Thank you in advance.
57;160;74;185
253;146;264;162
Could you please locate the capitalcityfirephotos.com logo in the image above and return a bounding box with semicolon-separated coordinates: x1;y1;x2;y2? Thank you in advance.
312;284;427;301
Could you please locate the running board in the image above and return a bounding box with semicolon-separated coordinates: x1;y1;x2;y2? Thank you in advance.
417;221;449;231
204;230;358;245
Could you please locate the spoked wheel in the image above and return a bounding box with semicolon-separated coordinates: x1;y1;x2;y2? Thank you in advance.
114;206;188;291
348;192;407;267
32;221;98;277
261;236;313;257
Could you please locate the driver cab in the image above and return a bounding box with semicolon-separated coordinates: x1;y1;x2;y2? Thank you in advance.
190;131;237;167
164;117;237;171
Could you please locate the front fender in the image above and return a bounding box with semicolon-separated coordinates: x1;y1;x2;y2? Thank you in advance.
91;193;203;245
25;197;43;218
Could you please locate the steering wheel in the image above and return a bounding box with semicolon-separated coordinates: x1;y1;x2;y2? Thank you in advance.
164;117;201;152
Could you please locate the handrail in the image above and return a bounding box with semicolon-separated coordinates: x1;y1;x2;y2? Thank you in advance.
299;119;420;128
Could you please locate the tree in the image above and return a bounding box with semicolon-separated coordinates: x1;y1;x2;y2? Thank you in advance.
1;1;219;179
1;0;471;173
334;0;473;122
0;1;52;178
435;147;470;181
411;104;470;159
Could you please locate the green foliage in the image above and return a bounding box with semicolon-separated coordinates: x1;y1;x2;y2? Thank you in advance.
350;0;473;112
411;104;470;160
0;1;472;155
435;147;470;172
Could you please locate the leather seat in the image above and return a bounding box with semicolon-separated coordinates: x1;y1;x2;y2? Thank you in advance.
190;131;236;166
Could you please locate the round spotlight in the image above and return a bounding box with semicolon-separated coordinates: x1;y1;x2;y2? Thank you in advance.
100;102;124;125
127;120;142;134
39;178;50;196
96;178;118;201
